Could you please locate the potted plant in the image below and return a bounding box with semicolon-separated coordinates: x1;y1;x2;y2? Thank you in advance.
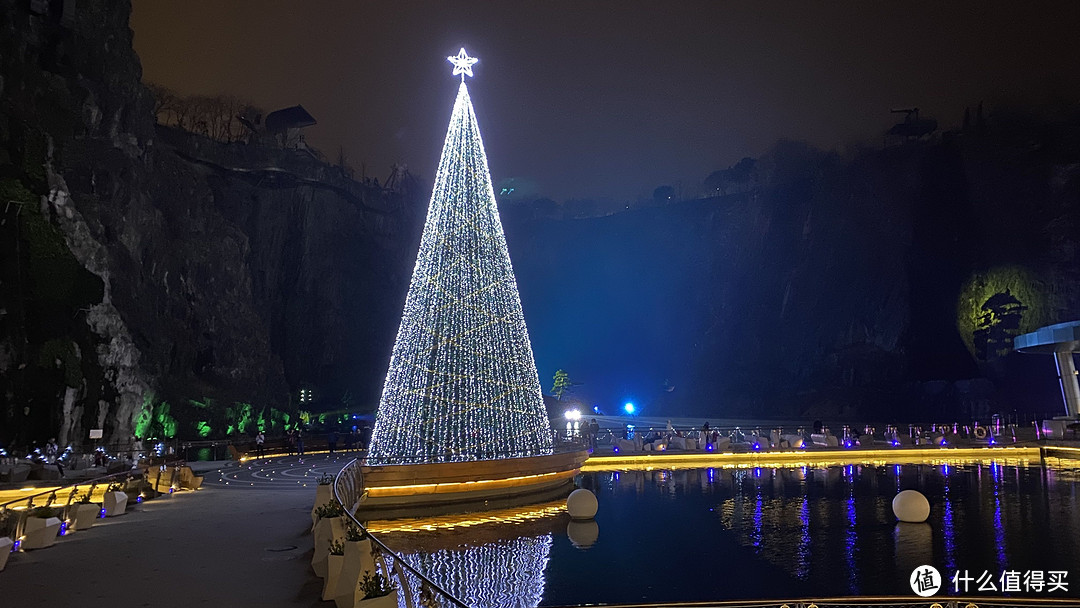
102;481;128;517
22;506;62;550
70;492;101;531
311;501;346;578
332;524;376;608
322;539;346;600
357;571;398;607
312;472;335;530
0;510;17;571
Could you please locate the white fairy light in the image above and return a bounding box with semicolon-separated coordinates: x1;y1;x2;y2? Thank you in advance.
367;53;553;465
402;535;552;608
447;47;479;79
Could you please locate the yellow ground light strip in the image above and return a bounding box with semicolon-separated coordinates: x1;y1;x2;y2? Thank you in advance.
364;469;576;497
582;446;1042;472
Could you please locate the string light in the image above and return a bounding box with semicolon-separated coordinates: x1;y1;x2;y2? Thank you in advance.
401;535;552;608
368;51;553;464
447;47;479;80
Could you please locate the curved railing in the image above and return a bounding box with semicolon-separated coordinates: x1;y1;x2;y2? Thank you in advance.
0;467;154;551
333;457;470;608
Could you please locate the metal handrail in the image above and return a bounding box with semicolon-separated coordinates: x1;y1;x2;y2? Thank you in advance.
1;462;189;549
332;457;470;608
0;468;143;552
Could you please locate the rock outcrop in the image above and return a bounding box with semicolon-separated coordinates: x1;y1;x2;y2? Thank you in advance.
0;0;419;447
2;1;1079;450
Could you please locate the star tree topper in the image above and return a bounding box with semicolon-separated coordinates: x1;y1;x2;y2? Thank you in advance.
447;47;479;80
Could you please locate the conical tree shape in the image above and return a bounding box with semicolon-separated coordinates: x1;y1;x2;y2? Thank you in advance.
368;82;553;464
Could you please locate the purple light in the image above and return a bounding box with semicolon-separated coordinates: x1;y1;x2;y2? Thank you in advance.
706;444;714;451
940;438;948;446
891;439;901;447
12;540;20;551
989;437;996;445
612;446;619;453
99;508;106;517
752;443;761;450
136;496;143;503
59;522;68;536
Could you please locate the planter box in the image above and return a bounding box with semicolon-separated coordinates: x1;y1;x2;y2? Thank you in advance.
312;516;346;578
71;503;101;531
22;516;61;550
323;554;345;600
333;539;376;608
0;537;13;571
312;484;333;530
178;467;203;490
357;590;399;608
103;491;128;517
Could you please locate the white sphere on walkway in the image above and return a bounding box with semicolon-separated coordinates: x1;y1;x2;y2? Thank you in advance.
567;488;598;520
892;490;930;523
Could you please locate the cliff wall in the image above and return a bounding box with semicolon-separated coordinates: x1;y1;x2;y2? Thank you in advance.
0;0;419;447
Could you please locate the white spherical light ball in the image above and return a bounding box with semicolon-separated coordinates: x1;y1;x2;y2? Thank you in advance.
567;520;599;548
892;490;930;523
567;488;598;520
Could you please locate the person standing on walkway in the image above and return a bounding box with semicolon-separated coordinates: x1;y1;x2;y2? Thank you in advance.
255;430;265;459
296;427;305;457
327;429;338;454
46;438;64;478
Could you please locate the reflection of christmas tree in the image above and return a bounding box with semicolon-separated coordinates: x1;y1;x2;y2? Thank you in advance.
368;50;553;464
402;535;553;608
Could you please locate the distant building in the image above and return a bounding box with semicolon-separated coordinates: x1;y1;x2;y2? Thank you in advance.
264;105;317;149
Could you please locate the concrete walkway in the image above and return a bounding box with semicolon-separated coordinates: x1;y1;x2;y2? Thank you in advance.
3;455;355;607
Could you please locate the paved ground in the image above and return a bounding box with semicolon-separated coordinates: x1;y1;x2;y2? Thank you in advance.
2;454;354;607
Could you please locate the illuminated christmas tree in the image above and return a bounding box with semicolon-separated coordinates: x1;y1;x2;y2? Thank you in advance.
367;49;553;464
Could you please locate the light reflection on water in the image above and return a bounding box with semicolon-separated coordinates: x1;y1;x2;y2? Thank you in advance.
373;461;1080;607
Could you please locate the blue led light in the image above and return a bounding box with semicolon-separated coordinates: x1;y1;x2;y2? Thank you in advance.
623;403;635;414
612;446;619;453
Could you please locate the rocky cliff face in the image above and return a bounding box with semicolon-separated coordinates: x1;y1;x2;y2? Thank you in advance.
0;0;420;448
2;1;1078;450
504;129;1080;420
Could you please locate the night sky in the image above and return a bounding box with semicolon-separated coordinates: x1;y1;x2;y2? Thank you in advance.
131;1;1080;203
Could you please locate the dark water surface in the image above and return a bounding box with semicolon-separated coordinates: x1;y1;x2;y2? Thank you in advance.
376;460;1080;606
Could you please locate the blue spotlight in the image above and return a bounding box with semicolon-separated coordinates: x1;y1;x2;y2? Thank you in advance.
623;402;635;414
